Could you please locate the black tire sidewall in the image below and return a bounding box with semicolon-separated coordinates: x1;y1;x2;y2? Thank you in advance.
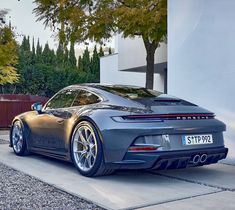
11;120;27;156
71;121;103;177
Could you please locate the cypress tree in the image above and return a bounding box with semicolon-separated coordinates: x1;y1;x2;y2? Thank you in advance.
64;47;69;67
36;38;42;63
21;36;27;51
56;42;64;66
78;55;83;71
25;36;30;52
42;42;51;64
31;37;36;63
99;46;104;57
108;47;112;55
82;47;90;72
69;42;77;67
91;45;99;76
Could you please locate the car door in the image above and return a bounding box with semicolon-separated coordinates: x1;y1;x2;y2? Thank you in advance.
28;89;77;156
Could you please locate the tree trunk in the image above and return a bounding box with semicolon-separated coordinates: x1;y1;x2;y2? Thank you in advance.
146;48;155;89
143;39;158;89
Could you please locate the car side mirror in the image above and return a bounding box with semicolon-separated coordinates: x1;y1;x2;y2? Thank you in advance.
31;102;43;113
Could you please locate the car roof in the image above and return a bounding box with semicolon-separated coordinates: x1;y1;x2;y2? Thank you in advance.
80;83;142;89
64;83;148;108
66;83;144;92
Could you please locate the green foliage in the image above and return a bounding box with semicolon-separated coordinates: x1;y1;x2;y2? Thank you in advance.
0;10;19;85
33;0;167;89
1;34;103;96
81;47;90;72
91;45;100;82
69;42;77;67
99;46;104;57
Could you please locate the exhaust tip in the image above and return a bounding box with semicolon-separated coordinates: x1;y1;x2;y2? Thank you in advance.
200;154;208;163
192;155;200;164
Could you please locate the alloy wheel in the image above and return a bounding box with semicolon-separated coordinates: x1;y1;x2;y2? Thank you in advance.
12;122;23;153
72;124;98;172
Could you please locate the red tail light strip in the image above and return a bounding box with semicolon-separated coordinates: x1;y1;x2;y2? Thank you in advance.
123;113;215;120
128;146;158;152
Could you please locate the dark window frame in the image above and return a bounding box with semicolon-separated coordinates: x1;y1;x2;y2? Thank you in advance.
71;89;102;107
43;88;103;111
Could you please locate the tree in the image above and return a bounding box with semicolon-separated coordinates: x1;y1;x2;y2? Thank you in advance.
34;0;167;89
108;47;112;55
56;42;65;66
78;55;83;71
91;45;100;81
99;46;104;57
0;10;19;85
82;47;90;72
69;42;77;67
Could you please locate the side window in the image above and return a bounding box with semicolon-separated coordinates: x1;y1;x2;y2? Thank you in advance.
45;89;76;110
72;90;101;106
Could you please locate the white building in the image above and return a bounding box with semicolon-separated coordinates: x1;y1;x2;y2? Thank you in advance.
100;0;235;163
100;34;167;92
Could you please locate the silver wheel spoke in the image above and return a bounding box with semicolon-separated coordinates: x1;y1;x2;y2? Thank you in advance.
79;151;87;161
78;130;86;142
84;128;89;139
75;139;86;147
90;150;96;159
72;124;98;172
87;154;92;168
87;133;93;144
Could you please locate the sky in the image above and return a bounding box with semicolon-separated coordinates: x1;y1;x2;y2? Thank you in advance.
0;0;115;55
0;0;58;49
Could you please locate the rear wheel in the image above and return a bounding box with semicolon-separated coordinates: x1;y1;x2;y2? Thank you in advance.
71;121;114;177
11;121;29;156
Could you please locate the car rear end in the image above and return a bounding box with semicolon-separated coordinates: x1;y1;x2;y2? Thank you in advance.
92;85;228;170
118;112;228;170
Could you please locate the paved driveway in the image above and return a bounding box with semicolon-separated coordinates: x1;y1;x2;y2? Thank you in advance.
0;131;235;210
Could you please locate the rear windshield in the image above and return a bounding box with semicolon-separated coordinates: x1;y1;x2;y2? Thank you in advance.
98;85;163;99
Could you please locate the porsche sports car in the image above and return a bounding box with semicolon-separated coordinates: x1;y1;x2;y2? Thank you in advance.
10;84;228;177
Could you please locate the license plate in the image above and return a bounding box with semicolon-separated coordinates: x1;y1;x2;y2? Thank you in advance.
182;134;213;145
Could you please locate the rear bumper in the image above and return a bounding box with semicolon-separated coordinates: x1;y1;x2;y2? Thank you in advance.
106;147;228;170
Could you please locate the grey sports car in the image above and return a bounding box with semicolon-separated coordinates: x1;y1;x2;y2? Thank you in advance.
10;84;228;177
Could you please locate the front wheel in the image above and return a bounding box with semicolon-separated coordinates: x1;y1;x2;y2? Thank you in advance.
11;120;29;156
71;121;114;177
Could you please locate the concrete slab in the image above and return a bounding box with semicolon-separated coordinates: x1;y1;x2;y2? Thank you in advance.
139;191;235;210
157;163;235;191
0;130;9;135
0;130;9;141
0;144;219;210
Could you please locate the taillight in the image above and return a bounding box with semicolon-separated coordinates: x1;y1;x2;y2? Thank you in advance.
122;113;215;120
128;145;159;152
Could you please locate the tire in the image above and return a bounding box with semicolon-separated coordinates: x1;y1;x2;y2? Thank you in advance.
11;120;29;156
71;121;114;177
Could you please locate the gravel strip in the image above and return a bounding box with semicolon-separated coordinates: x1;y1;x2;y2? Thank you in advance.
0;163;105;210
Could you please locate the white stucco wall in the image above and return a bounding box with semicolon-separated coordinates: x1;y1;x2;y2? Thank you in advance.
117;34;167;71
100;54;164;92
168;0;235;162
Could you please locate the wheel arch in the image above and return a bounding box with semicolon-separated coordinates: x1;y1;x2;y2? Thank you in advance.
68;116;105;161
10;118;31;149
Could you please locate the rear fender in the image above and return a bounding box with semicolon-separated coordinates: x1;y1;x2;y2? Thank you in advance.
68;116;105;162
